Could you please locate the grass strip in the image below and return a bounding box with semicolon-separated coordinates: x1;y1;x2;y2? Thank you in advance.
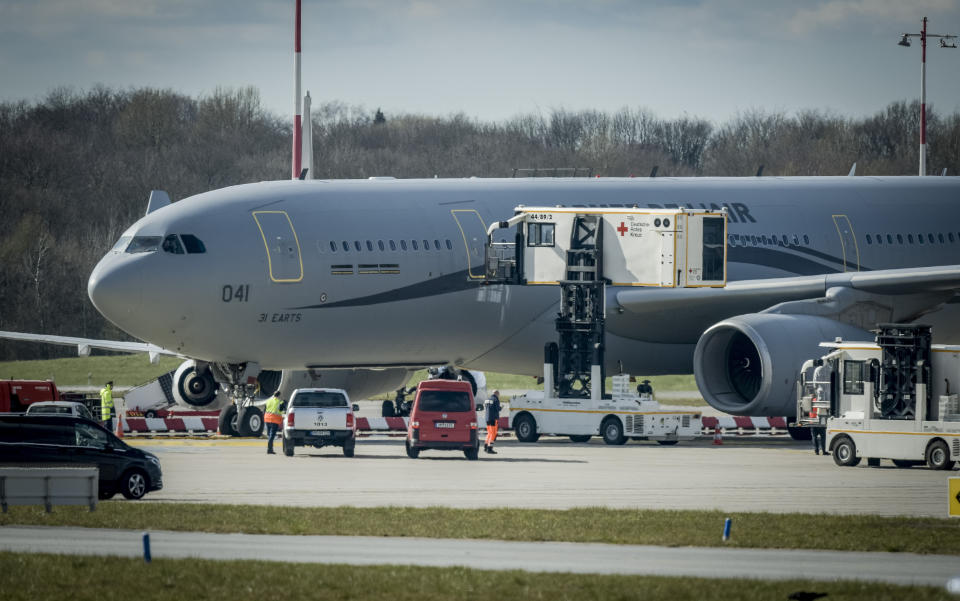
0;552;947;601
2;504;958;556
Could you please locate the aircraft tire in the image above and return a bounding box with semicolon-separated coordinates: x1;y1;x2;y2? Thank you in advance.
382;400;395;418
787;426;812;441
218;405;239;437
237;406;264;437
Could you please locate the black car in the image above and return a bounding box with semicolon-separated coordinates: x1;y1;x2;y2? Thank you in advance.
0;414;163;500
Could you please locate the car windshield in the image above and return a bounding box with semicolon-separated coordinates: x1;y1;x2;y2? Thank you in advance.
29;405;72;414
293;392;347;408
418;391;471;413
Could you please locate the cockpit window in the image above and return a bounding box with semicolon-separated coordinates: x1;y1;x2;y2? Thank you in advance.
111;236;132;253
181;234;206;254
162;234;185;254
125;236;162;254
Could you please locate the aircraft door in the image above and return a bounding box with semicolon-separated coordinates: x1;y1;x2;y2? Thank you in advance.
451;209;488;279
832;214;860;272
253;211;304;282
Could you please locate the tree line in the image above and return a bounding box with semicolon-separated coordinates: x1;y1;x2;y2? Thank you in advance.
1;85;958;360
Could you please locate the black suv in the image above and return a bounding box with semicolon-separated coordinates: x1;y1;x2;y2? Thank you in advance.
0;414;163;500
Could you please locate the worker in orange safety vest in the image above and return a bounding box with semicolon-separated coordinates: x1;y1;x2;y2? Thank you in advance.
264;392;284;455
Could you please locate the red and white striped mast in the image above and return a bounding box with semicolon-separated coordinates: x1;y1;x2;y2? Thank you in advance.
898;16;957;176
292;0;303;179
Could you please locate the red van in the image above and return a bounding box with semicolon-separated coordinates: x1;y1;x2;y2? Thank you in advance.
405;379;480;460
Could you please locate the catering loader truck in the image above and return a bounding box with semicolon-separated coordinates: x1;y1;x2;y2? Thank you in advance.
795;324;960;469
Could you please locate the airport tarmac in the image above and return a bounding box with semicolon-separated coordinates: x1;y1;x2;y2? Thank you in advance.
129;436;955;517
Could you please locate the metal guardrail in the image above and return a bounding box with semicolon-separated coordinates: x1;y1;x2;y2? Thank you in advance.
0;466;98;512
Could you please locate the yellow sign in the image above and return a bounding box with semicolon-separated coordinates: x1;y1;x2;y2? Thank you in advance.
949;478;960;518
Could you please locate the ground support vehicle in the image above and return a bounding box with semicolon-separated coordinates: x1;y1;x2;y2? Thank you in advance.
0;414;163;499
282;388;358;457
0;380;62;412
795;324;960;469
510;375;701;445
405;379;480;460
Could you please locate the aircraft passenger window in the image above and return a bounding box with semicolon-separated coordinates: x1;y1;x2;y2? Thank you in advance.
434;240;441;250
366;240;373;251
162;234;185;254
727;235;735;247
181;235;206;254
781;235;788;246
401;240;408;251
896;234;903;244
803;235;810;245
951;233;957;243
865;234;872;245
907;234;914;244
939;233;945;244
445;239;453;250
378;240;385;251
342;241;349;252
929;234;936;244
330;241;337;252
792;234;799;246
423;239;429;250
412;240;419;250
125;236;162;254
389;240;396;251
761;235;769;245
917;234;924;245
876;235;883;245
886;234;893;244
354;241;361;252
111;236;132;253
751;235;758;246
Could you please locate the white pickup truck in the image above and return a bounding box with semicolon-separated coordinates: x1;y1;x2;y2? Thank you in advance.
282;388;358;457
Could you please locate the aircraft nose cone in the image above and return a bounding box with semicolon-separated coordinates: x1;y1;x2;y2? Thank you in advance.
88;256;143;322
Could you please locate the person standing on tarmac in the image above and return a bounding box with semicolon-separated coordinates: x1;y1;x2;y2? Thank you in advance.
810;360;829;456
264;392;284;455
484;390;502;454
99;381;114;431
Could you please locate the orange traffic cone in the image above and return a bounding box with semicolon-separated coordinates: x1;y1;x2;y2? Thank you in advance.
712;427;723;445
115;414;124;438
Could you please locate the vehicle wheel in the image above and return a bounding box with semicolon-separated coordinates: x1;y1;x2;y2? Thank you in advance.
832;436;859;467
283;435;294;457
601;417;626;446
464;446;479;460
513;414;539;443
218;405;238;437
405;439;420;459
119;470;148;500
892;459;916;468
382;400;395;418
343;441;355;458
867;457;881;467
98;489;116;500
569;435;591;443
787;426;812;441
144;410;157;419
657;440;679;446
237;406;264;437
926;439;955;470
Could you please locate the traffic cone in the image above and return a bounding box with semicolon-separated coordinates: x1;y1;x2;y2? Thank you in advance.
712;427;723;445
115;413;124;438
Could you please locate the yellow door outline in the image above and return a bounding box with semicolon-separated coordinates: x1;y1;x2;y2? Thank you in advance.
451;209;488;279
252;210;304;283
832;214;860;273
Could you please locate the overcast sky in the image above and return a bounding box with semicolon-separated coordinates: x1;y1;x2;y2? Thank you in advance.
1;0;959;125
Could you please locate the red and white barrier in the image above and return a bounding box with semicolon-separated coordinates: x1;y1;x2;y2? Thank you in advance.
700;416;788;435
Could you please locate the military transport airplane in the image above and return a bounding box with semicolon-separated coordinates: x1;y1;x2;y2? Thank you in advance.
3;174;959;437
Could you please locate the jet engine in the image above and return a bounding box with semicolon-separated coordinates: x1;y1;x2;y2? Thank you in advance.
172;360;222;409
693;314;870;417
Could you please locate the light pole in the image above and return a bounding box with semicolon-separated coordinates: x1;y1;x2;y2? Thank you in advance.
898;17;956;176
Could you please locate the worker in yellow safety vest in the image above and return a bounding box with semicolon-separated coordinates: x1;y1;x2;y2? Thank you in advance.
100;381;115;431
264;393;284;454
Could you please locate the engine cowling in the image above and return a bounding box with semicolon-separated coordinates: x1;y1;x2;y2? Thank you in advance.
172;360;221;408
694;314;869;416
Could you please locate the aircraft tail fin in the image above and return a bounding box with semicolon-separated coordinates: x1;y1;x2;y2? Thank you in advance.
146;190;171;215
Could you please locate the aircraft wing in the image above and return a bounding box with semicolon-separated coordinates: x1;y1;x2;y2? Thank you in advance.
0;331;180;364
608;264;960;344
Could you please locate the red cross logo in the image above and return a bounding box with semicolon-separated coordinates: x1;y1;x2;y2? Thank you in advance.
617;222;628;236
